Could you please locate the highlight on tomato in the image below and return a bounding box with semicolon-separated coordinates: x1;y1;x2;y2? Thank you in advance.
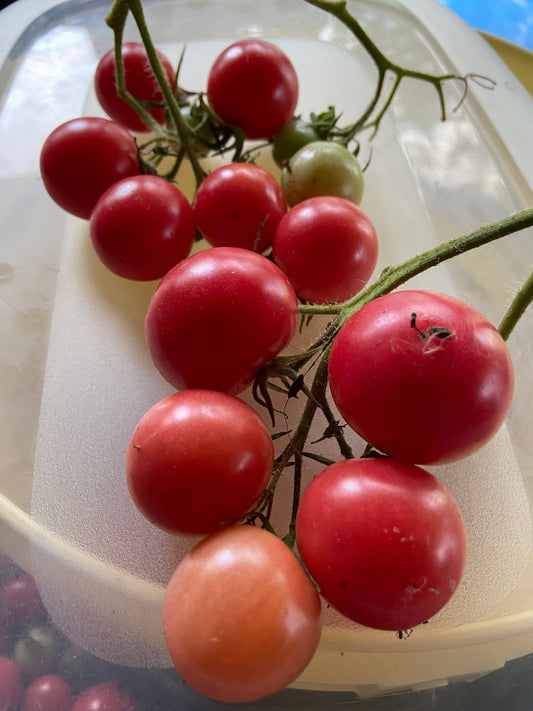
94;42;175;132
144;246;299;394
272;195;378;303
163;525;322;703
89;175;195;280
206;38;299;139
125;390;274;535
296;457;467;631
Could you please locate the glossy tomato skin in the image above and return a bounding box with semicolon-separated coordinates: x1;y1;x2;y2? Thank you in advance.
272;196;378;303
163;526;322;703
281;141;364;207
21;674;72;711
145;247;298;394
89;175;195;280
94;42;175;132
40;118;139;219
70;682;140;711
126;390;274;535
194;163;286;252
207;39;298;139
328;290;515;464
0;656;23;711
296;458;467;631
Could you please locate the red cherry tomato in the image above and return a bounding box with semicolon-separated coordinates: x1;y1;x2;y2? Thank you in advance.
296;458;467;631
145;247;298;394
163;525;322;703
0;573;46;628
89;175;195;280
94;42;175;132
0;656;23;711
71;682;139;711
207;39;298;139
194;163;286;252
272;196;378;303
40;117;139;219
21;675;72;711
126;390;274;534
328;290;515;464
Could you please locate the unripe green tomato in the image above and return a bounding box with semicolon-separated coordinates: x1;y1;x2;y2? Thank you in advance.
12;624;63;680
281;140;364;207
272;118;320;167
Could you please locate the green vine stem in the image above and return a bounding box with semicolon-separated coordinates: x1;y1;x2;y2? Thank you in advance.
301;0;493;135
499;267;533;341
106;0;207;187
299;207;533;323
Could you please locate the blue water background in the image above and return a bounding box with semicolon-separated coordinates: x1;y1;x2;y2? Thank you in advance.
438;0;533;49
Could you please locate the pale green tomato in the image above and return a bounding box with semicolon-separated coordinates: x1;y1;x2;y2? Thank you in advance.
281;140;364;207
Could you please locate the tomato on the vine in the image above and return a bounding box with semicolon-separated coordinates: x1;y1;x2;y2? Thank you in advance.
145;247;298;394
281;140;364;207
40;117;139;219
296;458;467;631
21;675;72;711
272;196;378;303
163;525;322;703
89;175;195;280
194;163;286;252
328;290;515;464
206;39;298;139
126;390;274;535
94;42;175;132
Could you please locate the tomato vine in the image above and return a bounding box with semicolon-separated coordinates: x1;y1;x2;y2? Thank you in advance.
104;0;533;543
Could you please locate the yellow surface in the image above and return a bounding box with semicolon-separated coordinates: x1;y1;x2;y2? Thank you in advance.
481;32;533;96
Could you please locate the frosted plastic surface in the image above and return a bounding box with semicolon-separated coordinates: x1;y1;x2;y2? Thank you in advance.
1;0;533;691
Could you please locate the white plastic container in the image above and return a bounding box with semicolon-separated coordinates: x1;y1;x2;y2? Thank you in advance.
1;0;533;703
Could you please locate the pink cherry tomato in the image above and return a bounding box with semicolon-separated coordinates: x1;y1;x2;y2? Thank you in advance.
296;457;467;630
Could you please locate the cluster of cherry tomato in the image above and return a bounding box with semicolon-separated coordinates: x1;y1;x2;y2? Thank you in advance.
37;29;517;705
0;550;143;711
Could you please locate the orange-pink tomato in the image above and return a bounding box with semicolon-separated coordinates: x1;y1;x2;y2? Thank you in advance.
163;526;322;703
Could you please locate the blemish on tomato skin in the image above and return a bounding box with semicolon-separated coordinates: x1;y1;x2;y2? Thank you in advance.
410;312;454;354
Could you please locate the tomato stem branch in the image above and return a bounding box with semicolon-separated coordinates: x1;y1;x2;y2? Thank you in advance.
300;0;493;136
298;207;533;328
106;0;207;187
498;267;533;341
259;206;533;529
